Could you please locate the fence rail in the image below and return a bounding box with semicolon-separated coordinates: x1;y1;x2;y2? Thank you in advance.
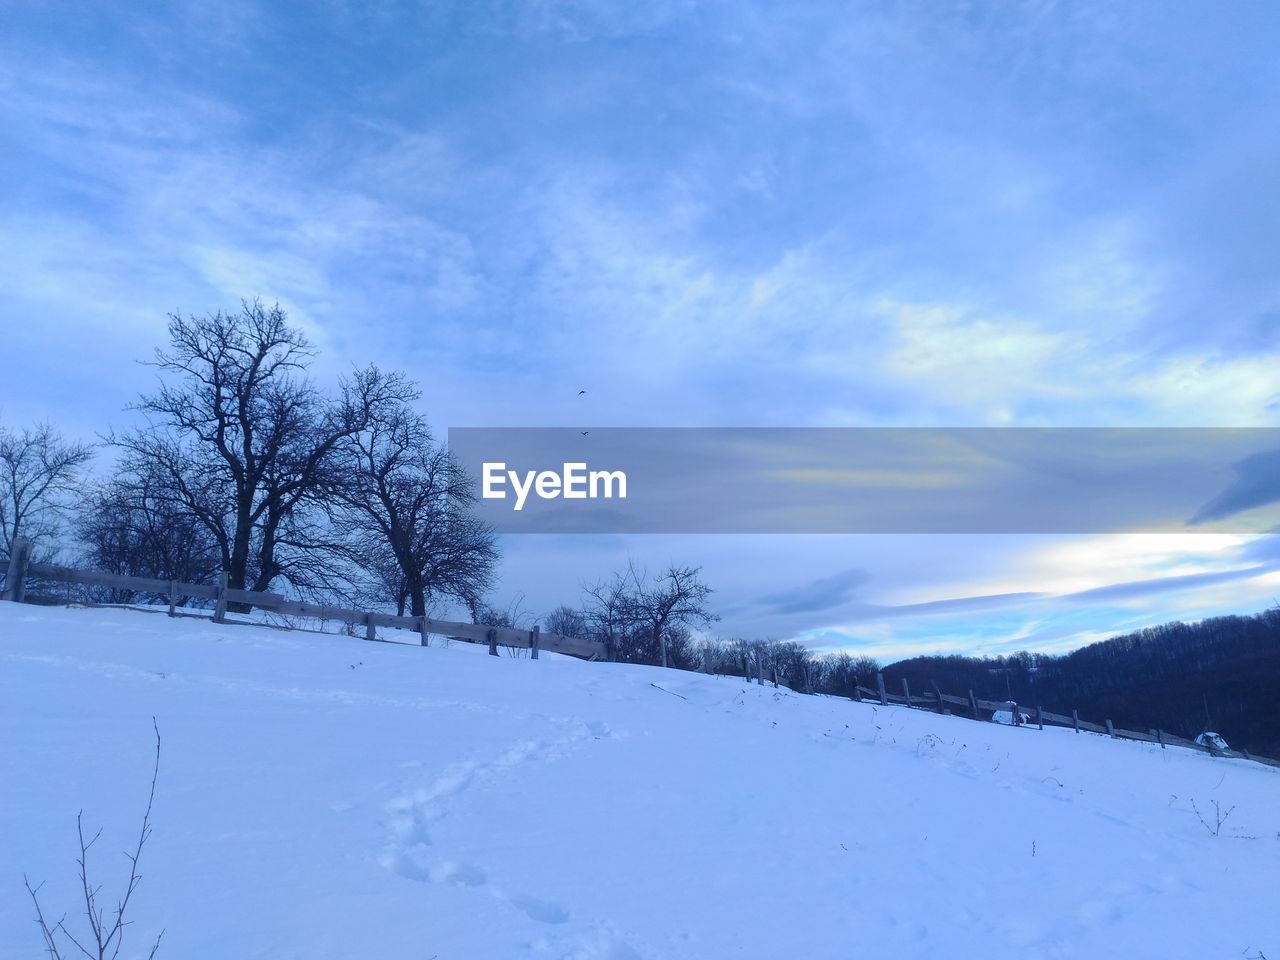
844;676;1280;768
1;545;606;661
2;542;1276;769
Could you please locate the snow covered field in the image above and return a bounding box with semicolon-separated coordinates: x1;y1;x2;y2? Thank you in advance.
2;603;1277;960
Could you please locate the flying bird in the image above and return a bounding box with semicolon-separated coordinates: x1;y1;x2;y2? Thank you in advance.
580;430;589;436
577;389;587;395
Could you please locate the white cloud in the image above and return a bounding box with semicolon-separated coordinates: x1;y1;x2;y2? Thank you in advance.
1128;356;1280;426
938;533;1252;601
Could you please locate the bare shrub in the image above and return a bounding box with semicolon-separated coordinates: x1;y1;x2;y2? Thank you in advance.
1191;797;1236;837
24;720;165;959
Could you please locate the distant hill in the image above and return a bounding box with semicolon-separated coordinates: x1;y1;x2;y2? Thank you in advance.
883;607;1280;757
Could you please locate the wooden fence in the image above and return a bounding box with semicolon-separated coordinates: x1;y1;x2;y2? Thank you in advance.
719;639;1279;768
2;542;1276;769
840;670;1280;768
0;542;606;661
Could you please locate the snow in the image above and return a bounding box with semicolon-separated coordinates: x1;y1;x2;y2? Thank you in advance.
992;707;1032;726
1197;731;1231;753
2;604;1278;960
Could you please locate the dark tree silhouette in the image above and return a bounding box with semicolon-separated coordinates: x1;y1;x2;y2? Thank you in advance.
882;606;1280;756
110;301;402;600
630;564;718;668
77;471;221;596
0;419;93;554
327;373;498;617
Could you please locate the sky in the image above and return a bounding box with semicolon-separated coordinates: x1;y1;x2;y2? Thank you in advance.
3;0;1280;661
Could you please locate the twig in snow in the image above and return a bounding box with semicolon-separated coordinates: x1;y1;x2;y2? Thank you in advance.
649;682;687;700
25;719;165;959
1191;798;1236;837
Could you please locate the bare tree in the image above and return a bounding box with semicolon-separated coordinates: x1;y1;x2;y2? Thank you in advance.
815;650;880;697
771;640;815;692
582;568;637;659
576;564;719;666
544;604;589;639
110;301;403;600
25;720;164;960
0;419;93;554
630;563;719;668
77;472;221;593
327;374;498;616
730;638;784;683
471;592;531;629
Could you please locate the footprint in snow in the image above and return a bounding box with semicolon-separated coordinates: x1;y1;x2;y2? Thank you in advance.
583;719;612;738
505;892;569;924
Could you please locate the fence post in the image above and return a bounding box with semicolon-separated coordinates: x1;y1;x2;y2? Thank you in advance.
1036;706;1044;730
1152;728;1165;749
418;617;429;647
756;656;764;685
212;572;229;623
804;664;813;695
1010;701;1020;726
968;689;980;720
167;580;177;617
365;612;376;642
931;680;945;714
487;628;498;657
1105;719;1115;738
703;646;713;674
771;666;778;689
851;680;861;702
901;678;912;708
530;625;540;660
877;672;888;705
1072;709;1080;733
17;538;33;603
1;538;33;603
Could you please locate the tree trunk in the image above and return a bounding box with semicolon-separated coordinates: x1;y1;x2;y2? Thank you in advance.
242;513;286;611
226;505;254;611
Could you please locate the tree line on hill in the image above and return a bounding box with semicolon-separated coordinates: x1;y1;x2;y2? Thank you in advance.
880;609;1280;757
540;562;880;689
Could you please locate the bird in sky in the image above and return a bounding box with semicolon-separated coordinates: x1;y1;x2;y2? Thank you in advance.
577;389;587;395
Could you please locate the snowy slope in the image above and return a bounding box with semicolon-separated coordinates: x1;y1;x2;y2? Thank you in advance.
2;604;1278;960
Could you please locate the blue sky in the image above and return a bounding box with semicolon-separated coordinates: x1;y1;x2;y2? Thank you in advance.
3;1;1280;660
